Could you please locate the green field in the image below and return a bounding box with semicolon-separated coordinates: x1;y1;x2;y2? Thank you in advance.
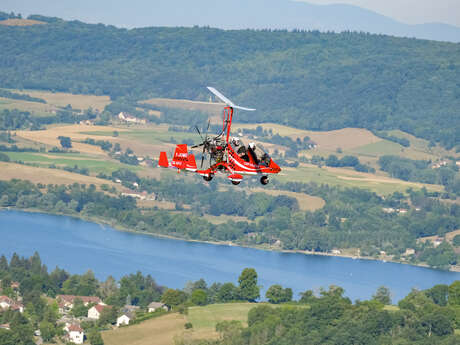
187;303;256;331
280;164;443;195
2;151;140;174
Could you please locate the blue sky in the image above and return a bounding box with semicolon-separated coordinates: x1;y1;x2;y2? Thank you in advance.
300;0;460;26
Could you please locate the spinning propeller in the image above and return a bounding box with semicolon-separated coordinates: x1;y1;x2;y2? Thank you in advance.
192;120;212;168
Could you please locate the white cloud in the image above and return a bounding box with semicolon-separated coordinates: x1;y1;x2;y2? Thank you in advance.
297;0;460;26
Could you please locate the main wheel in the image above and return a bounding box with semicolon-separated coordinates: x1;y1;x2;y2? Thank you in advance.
203;175;213;182
260;176;269;185
231;181;240;185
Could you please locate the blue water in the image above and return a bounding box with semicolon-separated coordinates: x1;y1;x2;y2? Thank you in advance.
1;210;459;302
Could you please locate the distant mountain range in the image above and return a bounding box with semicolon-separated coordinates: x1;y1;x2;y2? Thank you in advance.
2;0;460;42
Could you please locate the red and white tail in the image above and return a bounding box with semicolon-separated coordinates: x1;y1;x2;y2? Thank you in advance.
158;144;196;172
171;144;188;170
186;153;197;171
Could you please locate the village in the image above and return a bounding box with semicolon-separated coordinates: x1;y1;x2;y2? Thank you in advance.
0;280;168;344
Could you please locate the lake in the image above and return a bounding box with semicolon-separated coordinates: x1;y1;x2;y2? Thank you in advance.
1;210;459;302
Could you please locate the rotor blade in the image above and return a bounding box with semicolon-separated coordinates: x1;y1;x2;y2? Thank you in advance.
195;125;204;140
207;86;256;111
192;143;204;148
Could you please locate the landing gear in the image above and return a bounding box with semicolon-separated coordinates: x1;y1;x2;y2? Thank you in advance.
203;175;213;182
260;176;269;185
231;181;240;185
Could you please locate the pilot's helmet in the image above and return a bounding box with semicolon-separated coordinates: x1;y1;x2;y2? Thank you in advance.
248;142;256;150
232;137;240;146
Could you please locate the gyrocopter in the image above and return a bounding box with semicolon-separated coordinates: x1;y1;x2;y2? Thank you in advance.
158;87;281;185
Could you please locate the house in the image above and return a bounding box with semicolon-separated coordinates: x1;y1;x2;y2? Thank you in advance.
0;296;24;313
63;323;85;344
148;302;168;313
404;248;415;256
88;304;111;320
121;305;140;314
116;311;135;327
57;295;102;310
118;112;146;124
331;249;341;255
382;207;396;214
0;324;10;330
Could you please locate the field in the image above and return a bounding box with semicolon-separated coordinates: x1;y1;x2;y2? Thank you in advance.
280;163;443;195
2;151;139;175
102;303;256;345
249;188;325;211
234;124;381;151
186;303;256;339
11;89;111;112
15;125;121;155
0;19;46;26
0;162;120;190
102;313;186;345
0;97;57;116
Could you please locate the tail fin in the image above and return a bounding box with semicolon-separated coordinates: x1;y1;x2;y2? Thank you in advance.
171;144;188;170
186;154;197;171
158;151;169;168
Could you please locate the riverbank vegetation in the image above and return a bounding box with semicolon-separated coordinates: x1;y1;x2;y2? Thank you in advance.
1;176;460;270
1;253;460;345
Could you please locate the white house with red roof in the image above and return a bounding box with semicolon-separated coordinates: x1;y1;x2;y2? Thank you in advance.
88;304;111;319
63;323;85;344
0;295;24;313
56;295;103;313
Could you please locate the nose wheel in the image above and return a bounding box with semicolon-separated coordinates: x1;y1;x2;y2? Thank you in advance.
260;176;269;185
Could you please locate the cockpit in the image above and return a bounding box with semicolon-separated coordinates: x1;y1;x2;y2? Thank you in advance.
231;137;272;166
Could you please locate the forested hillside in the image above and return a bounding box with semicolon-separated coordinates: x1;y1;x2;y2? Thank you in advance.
0;14;459;149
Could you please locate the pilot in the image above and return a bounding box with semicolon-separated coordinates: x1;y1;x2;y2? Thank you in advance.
237;144;249;162
231;137;240;148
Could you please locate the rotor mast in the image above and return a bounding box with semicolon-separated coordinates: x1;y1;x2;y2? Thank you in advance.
207;87;255;144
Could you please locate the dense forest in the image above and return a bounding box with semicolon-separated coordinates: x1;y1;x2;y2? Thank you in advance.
0;13;459;149
1;177;459;270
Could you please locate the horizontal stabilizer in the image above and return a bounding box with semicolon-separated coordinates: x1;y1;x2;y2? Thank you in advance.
207;87;255;111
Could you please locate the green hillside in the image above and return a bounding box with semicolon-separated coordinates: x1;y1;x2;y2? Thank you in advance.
0;13;459;149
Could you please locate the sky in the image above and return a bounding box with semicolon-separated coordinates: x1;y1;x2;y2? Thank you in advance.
299;0;460;26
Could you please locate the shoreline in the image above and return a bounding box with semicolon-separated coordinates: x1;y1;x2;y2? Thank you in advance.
1;207;458;273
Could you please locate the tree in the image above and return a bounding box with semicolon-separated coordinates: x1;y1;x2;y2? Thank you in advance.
71;298;88;317
39;321;55;342
58;136;72;149
238;268;260;302
217;283;238;303
98;306;117;326
426;284;449;306
372;286;392;305
161;289;187;308
191;289;208;306
88;329;104;345
448;281;460;306
265;284;292;304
